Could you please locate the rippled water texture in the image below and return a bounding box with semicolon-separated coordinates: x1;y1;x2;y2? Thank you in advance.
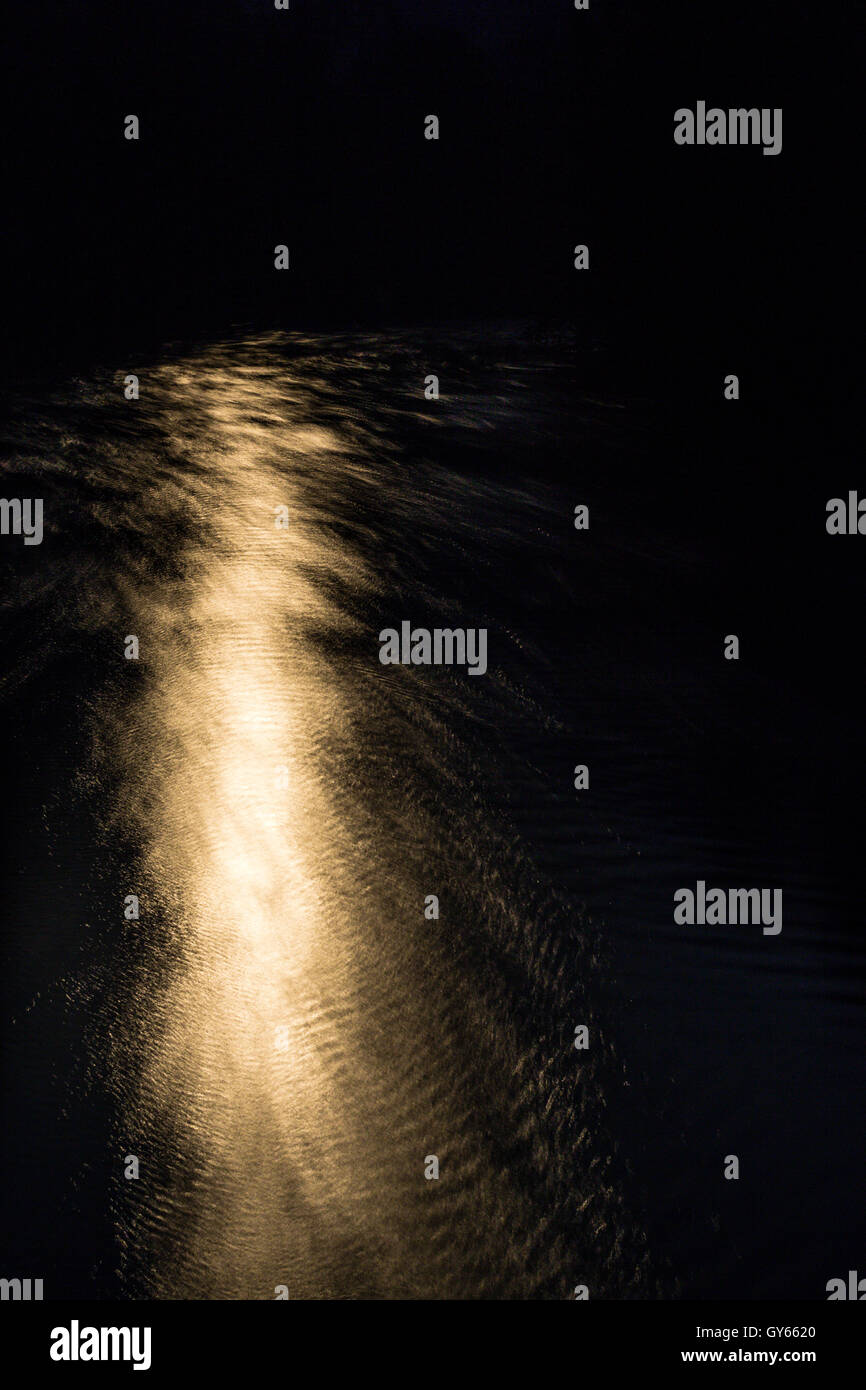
0;331;650;1298
1;328;862;1299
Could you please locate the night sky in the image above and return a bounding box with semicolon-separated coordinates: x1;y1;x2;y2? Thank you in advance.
1;0;856;396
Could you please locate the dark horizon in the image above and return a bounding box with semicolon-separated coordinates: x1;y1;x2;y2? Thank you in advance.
1;3;857;379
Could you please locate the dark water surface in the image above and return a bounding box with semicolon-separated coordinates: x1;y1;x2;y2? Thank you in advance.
1;326;863;1299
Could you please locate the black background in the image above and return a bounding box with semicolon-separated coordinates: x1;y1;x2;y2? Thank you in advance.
0;0;857;392
0;0;863;1308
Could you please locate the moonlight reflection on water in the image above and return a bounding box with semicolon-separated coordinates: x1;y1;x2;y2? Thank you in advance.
68;332;645;1299
2;328;852;1301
